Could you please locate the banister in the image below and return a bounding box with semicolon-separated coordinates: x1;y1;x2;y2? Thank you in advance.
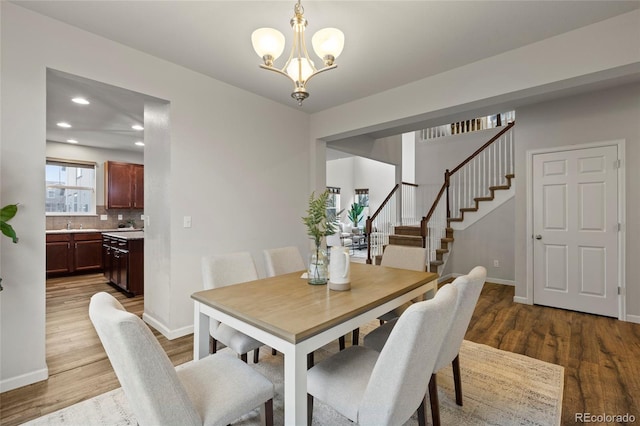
449;121;514;176
369;183;399;223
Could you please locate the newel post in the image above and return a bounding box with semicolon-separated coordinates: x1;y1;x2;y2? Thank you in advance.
365;216;372;265
445;169;451;220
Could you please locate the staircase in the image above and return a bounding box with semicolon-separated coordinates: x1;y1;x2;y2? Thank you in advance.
365;121;515;275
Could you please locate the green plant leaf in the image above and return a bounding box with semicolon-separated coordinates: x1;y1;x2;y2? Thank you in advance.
1;222;18;243
0;204;18;222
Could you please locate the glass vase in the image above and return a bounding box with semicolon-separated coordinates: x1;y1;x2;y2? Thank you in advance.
308;246;328;285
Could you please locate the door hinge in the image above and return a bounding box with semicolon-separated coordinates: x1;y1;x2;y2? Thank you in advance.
618;287;621;295
614;159;621;169
617;223;622;232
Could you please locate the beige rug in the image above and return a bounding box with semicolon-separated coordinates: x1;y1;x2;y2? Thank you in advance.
24;339;563;426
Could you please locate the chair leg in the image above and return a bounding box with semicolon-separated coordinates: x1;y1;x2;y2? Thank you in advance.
272;348;277;356
307;394;314;426
339;335;346;351
307;352;314;369
379;319;384;326
254;347;260;363
417;394;428;426
352;328;360;345
452;354;463;406
429;373;441;426
209;336;217;354
263;398;274;426
240;353;248;363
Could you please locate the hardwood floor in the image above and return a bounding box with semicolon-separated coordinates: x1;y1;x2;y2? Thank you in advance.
1;276;639;425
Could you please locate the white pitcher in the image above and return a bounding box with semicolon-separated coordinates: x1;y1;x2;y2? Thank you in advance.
329;246;351;291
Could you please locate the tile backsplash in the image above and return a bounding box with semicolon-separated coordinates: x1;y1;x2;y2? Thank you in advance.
46;206;143;230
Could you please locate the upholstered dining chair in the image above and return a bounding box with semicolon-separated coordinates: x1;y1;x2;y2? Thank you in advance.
263;246;305;278
364;266;487;426
202;252;264;363
378;245;429;322
307;284;458;426
89;292;274;426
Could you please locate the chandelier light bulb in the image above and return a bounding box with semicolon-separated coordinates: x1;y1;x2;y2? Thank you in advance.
312;28;345;65
252;28;286;65
286;57;315;82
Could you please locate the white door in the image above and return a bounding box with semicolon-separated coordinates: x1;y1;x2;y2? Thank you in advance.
532;145;619;317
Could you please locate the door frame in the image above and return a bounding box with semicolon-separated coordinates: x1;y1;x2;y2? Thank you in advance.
525;139;626;320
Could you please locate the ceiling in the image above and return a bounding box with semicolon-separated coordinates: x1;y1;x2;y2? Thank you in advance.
23;1;640;151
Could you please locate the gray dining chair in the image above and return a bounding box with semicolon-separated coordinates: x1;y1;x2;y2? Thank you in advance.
364;266;487;426
378;245;429;322
307;284;458;426
202;252;264;363
89;292;274;426
263;246;305;278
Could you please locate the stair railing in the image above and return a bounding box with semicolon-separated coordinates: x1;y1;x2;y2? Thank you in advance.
421;121;515;268
365;184;399;264
401;182;420;226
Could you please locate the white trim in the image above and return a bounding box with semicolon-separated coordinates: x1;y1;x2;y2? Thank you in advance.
526;140;626;319
626;314;640;324
0;367;48;393
142;313;193;340
513;296;532;305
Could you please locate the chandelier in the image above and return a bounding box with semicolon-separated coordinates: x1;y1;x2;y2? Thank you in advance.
251;1;344;106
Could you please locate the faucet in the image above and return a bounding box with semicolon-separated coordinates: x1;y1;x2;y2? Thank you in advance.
66;221;72;230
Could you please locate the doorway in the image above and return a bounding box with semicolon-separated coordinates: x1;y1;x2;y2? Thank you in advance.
528;141;625;318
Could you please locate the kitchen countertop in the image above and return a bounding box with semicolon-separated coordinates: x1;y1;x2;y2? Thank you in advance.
46;227;140;234
102;231;144;240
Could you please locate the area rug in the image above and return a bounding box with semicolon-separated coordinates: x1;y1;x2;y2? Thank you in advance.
24;339;562;426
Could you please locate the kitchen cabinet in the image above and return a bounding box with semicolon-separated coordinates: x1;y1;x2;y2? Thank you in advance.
46;232;103;276
102;232;144;295
105;161;144;209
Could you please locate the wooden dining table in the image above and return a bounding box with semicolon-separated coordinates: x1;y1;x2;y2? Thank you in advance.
192;262;438;425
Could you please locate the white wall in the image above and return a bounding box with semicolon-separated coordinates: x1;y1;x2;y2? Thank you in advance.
1;3;309;391
46;141;144;206
514;82;640;319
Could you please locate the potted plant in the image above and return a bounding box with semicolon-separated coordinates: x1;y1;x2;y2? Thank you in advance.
302;190;338;285
0;203;19;291
347;202;364;229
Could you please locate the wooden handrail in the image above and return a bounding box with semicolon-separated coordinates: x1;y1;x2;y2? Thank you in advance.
424;181;447;224
449;121;515;176
368;183;400;223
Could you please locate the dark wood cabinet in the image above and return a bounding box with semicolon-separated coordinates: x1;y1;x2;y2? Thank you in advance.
46;232;103;276
102;234;143;295
105;161;144;209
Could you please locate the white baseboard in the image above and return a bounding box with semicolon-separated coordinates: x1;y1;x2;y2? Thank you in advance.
513;296;532;305
142;313;193;340
626;314;640;324
439;273;514;286
0;367;48;393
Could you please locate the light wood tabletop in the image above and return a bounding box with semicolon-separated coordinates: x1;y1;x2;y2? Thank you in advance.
191;262;438;343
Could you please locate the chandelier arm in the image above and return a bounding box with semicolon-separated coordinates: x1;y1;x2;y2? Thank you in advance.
303;64;338;85
259;64;296;84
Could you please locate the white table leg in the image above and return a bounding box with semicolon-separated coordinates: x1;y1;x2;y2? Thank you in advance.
283;345;309;426
193;302;210;360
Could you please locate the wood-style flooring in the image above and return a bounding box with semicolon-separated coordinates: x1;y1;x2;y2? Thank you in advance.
1;274;639;425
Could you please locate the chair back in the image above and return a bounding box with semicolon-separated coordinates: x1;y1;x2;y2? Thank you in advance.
263;246;305;277
202;251;258;289
359;284;458;425
434;266;487;370
89;292;201;426
380;245;427;271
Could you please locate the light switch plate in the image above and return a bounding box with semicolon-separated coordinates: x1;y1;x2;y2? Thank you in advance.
183;216;192;228
117;214;123;220
100;215;108;221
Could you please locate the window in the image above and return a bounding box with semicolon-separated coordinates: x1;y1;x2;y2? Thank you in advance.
326;186;340;221
355;188;369;207
46;159;97;215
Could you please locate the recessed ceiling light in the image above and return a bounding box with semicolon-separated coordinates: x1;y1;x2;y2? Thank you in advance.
71;97;90;105
135;141;145;146
57;122;72;128
132;124;144;131
66;139;79;144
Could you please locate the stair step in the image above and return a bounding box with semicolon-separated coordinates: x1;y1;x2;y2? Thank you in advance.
441;237;454;243
505;173;515;179
388;235;423;247
394;226;422;237
489;185;510;191
430;260;444;267
474;196;494;202
460;207;478;213
448;217;464;222
435;248;449;255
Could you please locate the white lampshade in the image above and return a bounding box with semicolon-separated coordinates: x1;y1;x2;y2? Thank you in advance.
311;28;344;59
251;28;286;59
286;58;315;82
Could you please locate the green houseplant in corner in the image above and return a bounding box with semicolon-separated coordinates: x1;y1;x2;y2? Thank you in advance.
0;203;20;291
302;190;338;285
347;202;364;229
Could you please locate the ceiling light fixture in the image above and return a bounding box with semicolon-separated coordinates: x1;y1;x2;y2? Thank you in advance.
57;122;72;128
66;139;78;144
251;0;344;106
135;141;145;146
71;97;90;105
132;124;144;131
